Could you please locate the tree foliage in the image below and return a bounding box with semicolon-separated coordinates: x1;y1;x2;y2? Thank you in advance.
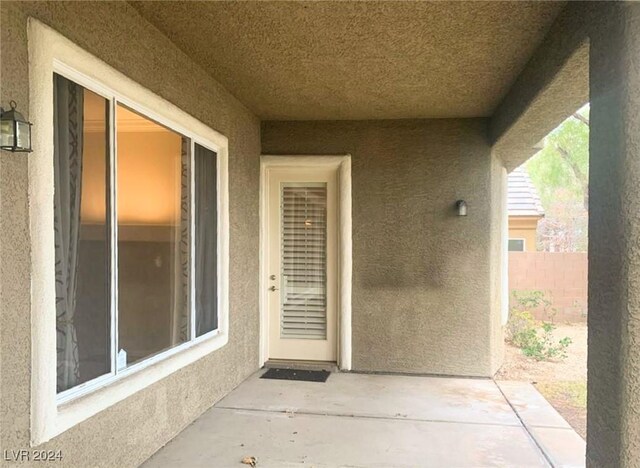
525;104;589;252
526;104;589;211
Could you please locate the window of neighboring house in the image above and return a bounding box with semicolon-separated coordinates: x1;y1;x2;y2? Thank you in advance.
508;238;526;252
54;72;219;400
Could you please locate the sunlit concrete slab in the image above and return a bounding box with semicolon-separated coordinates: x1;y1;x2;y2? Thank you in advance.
144;407;549;468
496;380;572;429
529;427;586;468
497;381;586;467
143;371;586;467
217;371;521;426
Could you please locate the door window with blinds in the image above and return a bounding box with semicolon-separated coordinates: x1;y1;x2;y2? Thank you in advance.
281;183;328;339
52;71;221;401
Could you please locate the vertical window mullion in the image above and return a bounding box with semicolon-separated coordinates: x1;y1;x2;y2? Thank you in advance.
110;99;119;374
190;140;196;341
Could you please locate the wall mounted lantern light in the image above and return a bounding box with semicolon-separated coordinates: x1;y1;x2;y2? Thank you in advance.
455;200;467;216
1;101;33;153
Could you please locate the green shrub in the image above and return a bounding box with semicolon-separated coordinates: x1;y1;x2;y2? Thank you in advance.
507;290;572;361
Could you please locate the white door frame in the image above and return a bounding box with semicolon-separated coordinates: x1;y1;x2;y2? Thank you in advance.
259;155;352;370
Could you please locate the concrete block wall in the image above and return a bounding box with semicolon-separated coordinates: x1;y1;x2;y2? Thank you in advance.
509;252;587;322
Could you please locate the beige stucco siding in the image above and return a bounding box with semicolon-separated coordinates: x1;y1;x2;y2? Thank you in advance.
489;156;506;375
508;217;540;252
262;119;503;377
587;4;640;466
490;3;640;464
508;228;537;252
0;1;260;466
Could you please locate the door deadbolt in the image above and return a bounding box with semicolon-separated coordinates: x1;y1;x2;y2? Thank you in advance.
269;275;276;280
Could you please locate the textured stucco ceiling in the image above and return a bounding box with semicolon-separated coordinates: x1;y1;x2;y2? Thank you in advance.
131;1;564;120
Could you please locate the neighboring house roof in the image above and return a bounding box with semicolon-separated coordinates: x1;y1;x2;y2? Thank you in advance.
508;166;545;217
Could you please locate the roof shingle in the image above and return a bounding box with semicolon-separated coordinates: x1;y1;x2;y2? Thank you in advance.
508;166;545;217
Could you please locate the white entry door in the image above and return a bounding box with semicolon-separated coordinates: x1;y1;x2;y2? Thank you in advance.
266;166;338;362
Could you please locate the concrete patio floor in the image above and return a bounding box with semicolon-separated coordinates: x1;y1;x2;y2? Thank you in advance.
143;371;585;467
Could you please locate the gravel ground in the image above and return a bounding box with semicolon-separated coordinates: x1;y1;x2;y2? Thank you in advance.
495;324;587;439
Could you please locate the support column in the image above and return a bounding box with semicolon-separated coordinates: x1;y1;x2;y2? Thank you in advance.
588;3;640;466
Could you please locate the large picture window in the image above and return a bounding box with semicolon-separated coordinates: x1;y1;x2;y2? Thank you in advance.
54;72;219;399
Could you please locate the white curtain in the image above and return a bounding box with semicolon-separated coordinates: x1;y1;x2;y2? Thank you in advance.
171;137;190;345
54;75;84;393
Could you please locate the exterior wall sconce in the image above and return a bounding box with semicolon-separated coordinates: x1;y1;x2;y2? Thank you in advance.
456;200;467;216
1;101;33;153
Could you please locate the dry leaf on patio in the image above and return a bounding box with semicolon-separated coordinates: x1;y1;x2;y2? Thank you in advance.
241;456;257;467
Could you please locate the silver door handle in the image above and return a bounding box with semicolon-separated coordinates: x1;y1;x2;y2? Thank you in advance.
268;286;279;292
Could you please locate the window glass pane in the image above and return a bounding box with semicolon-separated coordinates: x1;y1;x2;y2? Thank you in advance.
16;121;31;149
54;74;111;393
194;143;218;336
280;183;327;339
117;104;189;367
0;119;12;148
508;239;525;252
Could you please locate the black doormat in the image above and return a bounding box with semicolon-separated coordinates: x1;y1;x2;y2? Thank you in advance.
261;368;330;383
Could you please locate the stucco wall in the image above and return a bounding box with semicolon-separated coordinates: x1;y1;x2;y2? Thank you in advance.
507;229;536;252
490;2;640;465
490;2;592;171
262;119;503;377
507;217;539;252
587;4;640;466
489;155;506;374
0;2;260;466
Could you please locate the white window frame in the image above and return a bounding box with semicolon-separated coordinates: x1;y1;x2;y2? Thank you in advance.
508;238;526;252
28;19;229;445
